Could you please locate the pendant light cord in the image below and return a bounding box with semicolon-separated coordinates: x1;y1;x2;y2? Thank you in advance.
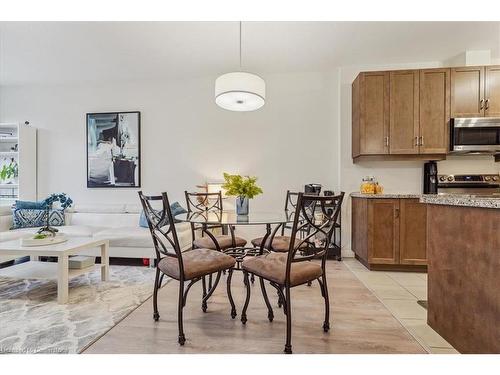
239;21;242;69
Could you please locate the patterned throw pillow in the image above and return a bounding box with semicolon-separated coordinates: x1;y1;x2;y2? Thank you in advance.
11;208;65;229
139;201;187;228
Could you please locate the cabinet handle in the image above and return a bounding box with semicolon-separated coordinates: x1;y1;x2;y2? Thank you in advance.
384;136;389;147
420;136;424;146
480;98;484;110
395;208;400;219
485;99;490;110
414;136;419;147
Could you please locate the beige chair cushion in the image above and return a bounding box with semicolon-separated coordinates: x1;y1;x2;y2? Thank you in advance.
158;248;236;280
242;252;322;287
193;235;247;250
250;235;307;252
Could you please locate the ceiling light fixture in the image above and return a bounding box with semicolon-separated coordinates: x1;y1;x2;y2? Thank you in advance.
215;22;266;112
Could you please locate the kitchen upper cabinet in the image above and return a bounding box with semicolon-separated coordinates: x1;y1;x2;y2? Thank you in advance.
419;68;450;154
352;71;389;158
389;70;420;154
485;66;500;117
399;199;427;265
352;64;500;162
451;66;484;118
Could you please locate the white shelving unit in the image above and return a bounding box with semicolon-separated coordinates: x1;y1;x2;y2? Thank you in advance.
0;122;37;206
0;122;37;264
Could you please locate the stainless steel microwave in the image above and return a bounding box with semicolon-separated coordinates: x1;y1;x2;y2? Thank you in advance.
450;117;500;153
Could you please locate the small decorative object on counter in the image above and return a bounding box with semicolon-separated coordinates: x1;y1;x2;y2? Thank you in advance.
222;172;263;215
360;176;376;194
375;182;384;194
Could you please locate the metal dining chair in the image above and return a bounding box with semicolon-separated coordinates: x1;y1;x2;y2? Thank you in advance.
250;190;314;253
138;191;236;345
240;192;344;354
184;191;247;251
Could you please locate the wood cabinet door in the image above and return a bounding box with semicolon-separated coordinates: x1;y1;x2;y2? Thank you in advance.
451;66;484;117
368;199;399;264
485;65;500;117
359;72;390;154
399;199;427;265
389;70;420;154
419;69;450;154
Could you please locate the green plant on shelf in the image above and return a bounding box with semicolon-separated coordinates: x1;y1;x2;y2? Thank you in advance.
0;159;18;182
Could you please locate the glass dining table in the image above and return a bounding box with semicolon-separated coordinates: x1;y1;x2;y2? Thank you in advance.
175;210;295;321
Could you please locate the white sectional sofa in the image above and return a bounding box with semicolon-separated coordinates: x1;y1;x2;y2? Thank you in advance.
0;203;192;263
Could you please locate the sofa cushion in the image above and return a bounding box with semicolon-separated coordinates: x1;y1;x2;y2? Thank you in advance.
72;203;126;214
138;201;187;228
93;223;192;249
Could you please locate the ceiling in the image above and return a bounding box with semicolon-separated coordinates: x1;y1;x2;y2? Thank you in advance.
1;21;499;85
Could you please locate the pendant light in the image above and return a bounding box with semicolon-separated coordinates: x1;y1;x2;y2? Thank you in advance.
215;22;266;111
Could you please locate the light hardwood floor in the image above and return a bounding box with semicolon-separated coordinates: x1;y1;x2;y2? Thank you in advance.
84;260;426;354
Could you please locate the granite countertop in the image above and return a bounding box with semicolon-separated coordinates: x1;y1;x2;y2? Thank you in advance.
350;192;500;208
420;195;500;209
350;192;421;199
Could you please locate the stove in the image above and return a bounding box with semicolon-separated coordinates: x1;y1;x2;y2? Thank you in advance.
437;173;500;196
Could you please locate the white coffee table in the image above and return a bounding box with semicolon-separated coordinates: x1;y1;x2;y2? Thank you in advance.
0;237;109;304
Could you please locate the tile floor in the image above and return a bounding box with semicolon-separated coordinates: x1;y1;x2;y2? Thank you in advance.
343;258;459;354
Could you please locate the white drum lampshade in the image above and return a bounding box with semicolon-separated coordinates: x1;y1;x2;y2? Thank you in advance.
215;72;266;111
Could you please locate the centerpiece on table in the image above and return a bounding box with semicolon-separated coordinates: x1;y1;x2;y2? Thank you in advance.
21;193;74;246
222;173;263;215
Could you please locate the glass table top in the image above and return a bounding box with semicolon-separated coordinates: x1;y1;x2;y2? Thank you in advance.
175;210;295;225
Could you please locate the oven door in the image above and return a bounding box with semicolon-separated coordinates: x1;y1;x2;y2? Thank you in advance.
451;118;500;153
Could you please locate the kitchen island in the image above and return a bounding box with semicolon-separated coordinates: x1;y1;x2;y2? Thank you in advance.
422;195;500;353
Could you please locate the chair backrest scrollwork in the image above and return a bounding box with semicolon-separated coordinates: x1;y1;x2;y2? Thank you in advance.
138;192;184;270
184;191;225;240
285;192;345;283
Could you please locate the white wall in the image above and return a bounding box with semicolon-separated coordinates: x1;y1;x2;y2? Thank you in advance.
0;71;340;240
338;62;500;257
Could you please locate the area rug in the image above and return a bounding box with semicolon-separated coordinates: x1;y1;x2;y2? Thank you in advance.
0;265;161;353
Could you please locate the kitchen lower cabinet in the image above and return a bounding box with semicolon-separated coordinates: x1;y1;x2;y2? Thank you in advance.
351;196;427;270
399;199;427;265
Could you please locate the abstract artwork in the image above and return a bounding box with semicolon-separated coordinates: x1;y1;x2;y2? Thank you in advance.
86;112;140;188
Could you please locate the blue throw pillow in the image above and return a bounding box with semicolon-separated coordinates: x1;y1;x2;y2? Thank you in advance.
14;200;49;210
139;201;187;228
12;208;65;229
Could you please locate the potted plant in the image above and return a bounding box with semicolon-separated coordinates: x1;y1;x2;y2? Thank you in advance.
0;159;18;184
222;173;263;215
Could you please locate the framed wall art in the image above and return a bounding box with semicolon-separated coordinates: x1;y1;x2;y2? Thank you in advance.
86;111;141;188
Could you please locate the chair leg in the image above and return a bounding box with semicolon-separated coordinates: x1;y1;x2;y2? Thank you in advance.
201;276;208;312
178;280;186;345
321;275;330;332
277;287;284;308
202;271;222;312
259;277;274;322
227;268;237;319
250;273;255;284
284;286;292;354
153;267;160;321
241;271;251;324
